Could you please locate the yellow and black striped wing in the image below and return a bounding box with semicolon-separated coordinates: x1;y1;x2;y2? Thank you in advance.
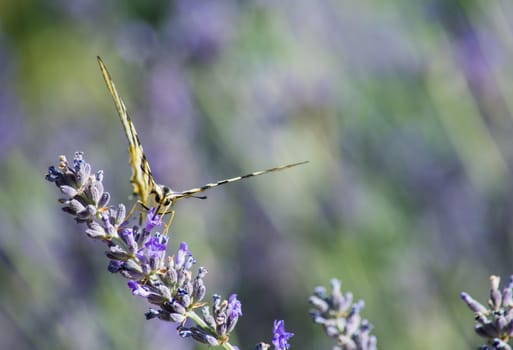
173;161;309;200
97;56;158;206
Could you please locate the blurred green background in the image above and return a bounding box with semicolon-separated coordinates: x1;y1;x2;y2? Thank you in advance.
1;0;512;349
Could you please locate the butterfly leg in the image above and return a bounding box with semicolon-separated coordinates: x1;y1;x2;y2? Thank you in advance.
120;200;140;224
123;200;154;227
162;210;175;235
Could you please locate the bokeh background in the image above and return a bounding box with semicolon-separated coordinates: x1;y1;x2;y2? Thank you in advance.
1;0;513;349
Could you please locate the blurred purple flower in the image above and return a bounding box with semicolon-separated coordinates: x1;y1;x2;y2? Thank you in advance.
169;0;235;63
116;20;159;64
272;320;294;350
0;39;24;162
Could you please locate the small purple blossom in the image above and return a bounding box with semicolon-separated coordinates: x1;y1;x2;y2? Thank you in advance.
223;293;243;334
174;241;190;267
120;227;138;253
141;234;168;269
145;235;167;253
145;208;162;231
45;165;63;183
73;152;84;169
227;294;242;318
128;280;151;297
108;260;123;273
272;320;294;350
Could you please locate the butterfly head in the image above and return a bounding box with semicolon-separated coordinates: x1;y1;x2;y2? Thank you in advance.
150;183;208;215
151;184;175;212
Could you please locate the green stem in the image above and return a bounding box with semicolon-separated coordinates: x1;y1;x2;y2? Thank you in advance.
186;309;209;329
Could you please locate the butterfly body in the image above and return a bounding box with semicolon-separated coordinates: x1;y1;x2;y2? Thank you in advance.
97;56;307;218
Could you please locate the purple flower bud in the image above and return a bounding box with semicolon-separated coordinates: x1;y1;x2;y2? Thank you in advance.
193;279;206;302
503;287;513;309
105;245;130;260
309;295;329;313
100;213;117;237
121;260;145;280
108;260;123;273
147;292;171;306
162;299;187;314
496;315;508;332
460;292;488;314
346;303;363;335
227;294;242;318
45;165;64;183
128;281;151;297
85;221;107;239
175;242;190;268
475;323;499;338
184;254;196;270
89;180;104;204
120;228;138;254
490;275;503;311
60;185;78;198
225;294;242;333
178;327;219;346
115;204;126;226
73;152;84;168
145;309;160;320
65;199;86;215
272;320;294;350
76;204;97;221
98;192;110;208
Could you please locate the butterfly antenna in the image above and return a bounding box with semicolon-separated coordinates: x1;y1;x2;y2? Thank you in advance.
175;160;309;199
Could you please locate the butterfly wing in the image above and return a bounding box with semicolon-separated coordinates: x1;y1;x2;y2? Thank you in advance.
98;56;308;214
97;56;158;207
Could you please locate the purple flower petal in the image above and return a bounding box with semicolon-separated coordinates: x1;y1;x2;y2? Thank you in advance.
145;208;162;231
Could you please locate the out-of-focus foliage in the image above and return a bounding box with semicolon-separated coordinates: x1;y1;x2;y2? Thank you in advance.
2;0;513;349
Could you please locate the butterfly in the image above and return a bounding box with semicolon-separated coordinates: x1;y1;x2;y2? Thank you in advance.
97;56;308;223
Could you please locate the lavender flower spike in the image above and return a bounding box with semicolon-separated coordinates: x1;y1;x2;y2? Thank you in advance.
309;279;377;350
461;275;513;349
46;152;265;349
46;152;115;225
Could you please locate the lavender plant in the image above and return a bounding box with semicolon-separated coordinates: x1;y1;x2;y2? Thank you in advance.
47;152;513;350
461;275;513;350
45;152;294;350
309;279;377;350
